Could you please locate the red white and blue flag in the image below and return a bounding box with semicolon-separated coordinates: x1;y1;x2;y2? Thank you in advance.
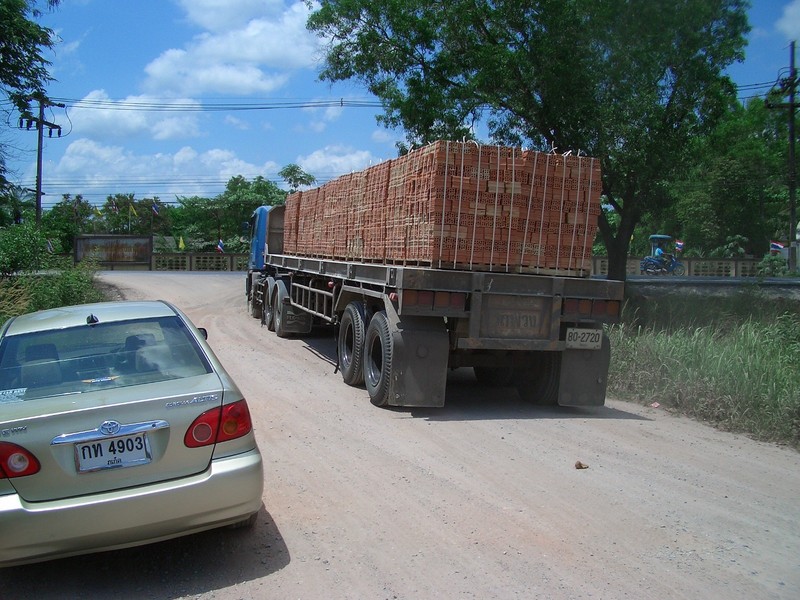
770;241;784;252
674;239;684;252
152;202;159;216
216;239;225;253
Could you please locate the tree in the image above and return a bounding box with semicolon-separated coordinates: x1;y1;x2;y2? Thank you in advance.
41;193;93;253
279;164;317;192
0;184;34;226
0;0;60;190
308;0;749;280
664;99;786;257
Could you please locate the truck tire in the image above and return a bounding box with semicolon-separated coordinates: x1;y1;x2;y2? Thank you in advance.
248;290;262;320
264;288;276;331
363;310;393;407
473;366;515;386
338;301;366;386
274;280;290;338
514;351;560;406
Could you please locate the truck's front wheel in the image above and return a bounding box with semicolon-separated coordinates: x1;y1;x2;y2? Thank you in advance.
363;311;393;407
338;302;366;386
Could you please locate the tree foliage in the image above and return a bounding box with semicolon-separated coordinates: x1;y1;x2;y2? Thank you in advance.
308;0;749;279
665;99;786;257
279;164;317;192
0;0;60;190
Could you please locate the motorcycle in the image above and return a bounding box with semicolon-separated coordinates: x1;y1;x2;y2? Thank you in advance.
640;253;685;276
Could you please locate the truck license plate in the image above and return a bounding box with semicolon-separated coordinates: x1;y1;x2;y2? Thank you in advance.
75;432;151;473
565;328;602;350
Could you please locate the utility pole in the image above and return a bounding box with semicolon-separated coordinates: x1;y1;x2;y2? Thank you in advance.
20;96;65;225
767;42;798;271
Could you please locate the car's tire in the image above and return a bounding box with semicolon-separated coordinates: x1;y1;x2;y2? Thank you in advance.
274;280;290;338
363;311;393;407
514;351;561;406
338;301;366;386
473;366;515;386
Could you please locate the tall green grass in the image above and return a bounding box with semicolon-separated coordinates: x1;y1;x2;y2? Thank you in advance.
0;258;107;324
608;289;800;447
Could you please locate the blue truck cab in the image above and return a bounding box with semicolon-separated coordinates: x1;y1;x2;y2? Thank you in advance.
247;205;285;271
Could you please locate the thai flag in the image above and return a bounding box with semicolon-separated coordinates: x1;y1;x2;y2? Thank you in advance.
152;203;159;216
770;241;784;252
674;240;684;252
216;239;225;253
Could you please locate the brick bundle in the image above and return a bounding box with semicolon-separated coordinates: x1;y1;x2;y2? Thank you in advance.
283;141;602;276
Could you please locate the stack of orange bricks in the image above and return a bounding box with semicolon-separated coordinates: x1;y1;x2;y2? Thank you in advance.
283;140;602;276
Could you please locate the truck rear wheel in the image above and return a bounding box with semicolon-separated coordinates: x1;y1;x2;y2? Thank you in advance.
363;310;393;407
338;302;366;386
514;351;561;406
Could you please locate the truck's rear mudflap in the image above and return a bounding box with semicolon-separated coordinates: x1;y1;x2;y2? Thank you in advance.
557;333;611;406
385;308;449;408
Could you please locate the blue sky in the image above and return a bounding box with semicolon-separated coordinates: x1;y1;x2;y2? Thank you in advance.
5;0;800;209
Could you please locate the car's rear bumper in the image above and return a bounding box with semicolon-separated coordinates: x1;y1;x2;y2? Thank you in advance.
0;448;263;567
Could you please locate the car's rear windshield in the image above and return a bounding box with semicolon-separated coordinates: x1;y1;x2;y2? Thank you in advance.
0;315;213;401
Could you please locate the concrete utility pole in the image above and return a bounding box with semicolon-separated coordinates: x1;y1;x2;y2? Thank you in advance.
767;41;798;272
20;96;65;225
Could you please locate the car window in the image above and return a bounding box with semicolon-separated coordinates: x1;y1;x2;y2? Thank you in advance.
0;316;213;401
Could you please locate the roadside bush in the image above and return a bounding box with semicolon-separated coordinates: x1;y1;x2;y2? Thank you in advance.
608;290;800;447
0;222;47;276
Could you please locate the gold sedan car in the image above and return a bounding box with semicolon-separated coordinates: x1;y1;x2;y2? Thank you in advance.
0;301;263;567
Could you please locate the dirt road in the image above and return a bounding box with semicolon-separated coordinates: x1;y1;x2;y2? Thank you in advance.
2;271;798;600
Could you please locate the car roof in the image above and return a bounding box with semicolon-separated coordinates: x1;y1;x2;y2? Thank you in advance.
1;301;178;337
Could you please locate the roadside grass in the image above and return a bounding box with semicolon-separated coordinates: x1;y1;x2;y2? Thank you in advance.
0;258;106;324
608;287;800;448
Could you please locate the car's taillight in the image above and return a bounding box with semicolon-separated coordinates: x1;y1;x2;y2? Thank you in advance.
0;442;41;478
184;399;253;448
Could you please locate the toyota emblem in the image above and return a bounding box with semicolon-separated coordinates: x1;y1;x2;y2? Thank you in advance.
99;420;121;435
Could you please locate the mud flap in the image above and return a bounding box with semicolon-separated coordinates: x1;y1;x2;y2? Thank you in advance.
384;302;449;407
279;300;314;334
558;333;611;407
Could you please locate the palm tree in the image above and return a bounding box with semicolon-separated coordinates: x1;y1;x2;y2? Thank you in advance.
0;186;35;227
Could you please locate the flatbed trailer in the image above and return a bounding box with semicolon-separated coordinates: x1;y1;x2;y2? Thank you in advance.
246;206;624;408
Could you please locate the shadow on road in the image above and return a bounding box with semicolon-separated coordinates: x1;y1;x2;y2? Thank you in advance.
0;505;290;599
299;333;648;423
412;368;650;422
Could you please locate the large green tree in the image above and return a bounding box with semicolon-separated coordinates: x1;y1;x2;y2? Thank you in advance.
0;0;60;189
308;0;749;280
653;99;786;257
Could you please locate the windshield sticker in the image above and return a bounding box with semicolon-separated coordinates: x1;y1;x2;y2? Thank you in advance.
0;388;27;403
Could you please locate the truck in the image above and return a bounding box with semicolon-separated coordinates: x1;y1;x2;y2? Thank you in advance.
245;141;624;408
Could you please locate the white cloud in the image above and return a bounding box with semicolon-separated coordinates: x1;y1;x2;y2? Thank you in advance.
145;1;321;96
176;0;284;33
69;90;202;141
297;145;380;177
224;115;250;130
777;0;800;39
52;139;278;199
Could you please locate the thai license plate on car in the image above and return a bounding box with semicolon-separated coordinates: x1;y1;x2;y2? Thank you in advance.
75;433;151;473
565;328;603;350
